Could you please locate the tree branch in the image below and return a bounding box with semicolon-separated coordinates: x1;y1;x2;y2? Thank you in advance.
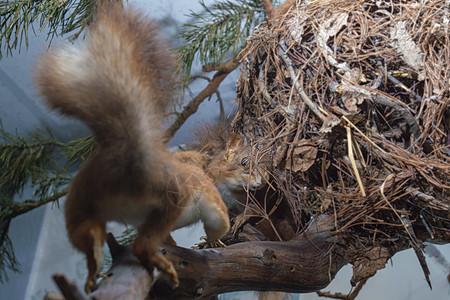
3;189;68;221
168;56;241;137
50;212;449;299
155;217;346;299
54;216;348;299
88;233;153;300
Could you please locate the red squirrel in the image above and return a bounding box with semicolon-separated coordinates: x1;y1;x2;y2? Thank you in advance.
34;2;230;293
180;123;271;221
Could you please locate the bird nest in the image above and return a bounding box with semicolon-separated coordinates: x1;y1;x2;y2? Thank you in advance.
231;0;449;253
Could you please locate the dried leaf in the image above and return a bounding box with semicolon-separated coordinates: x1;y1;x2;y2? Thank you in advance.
317;12;351;73
286;145;318;172
287;15;306;44
390;21;425;80
320;114;341;133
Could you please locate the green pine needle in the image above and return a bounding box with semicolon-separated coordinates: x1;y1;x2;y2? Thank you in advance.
0;127;61;195
0;0;111;56
177;0;267;77
0;220;20;284
0;126;94;201
64;135;95;167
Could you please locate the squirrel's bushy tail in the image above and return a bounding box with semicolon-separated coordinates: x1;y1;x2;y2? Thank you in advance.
35;2;176;146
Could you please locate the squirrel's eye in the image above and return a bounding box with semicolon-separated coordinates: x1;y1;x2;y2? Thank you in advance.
241;157;249;167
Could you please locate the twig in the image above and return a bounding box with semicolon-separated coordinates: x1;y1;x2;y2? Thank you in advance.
405;187;449;211
279;41;328;123
373;54;422;103
216;89;226;121
341;116;389;156
317;277;368;300
420;213;435;239
385;71;422;102
371;59;421;138
168;56;241;137
202;56;242;73
190;75;226;121
316;290;348;299
346;126;366;197
372;92;421;139
3;189;68;221
190;74;212;82
380;175;432;289
258;67;272;104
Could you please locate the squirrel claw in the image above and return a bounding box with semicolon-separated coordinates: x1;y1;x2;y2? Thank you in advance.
164;263;179;288
193;236;226;249
84;278;96;294
210;239;226;248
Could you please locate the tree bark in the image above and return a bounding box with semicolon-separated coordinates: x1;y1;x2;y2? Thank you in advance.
58;216;348;299
153;216;347;299
167;56;241;138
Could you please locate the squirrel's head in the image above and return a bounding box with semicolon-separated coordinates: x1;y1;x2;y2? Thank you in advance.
207;133;270;191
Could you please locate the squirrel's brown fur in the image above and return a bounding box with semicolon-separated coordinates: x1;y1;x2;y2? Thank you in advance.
35;2;229;293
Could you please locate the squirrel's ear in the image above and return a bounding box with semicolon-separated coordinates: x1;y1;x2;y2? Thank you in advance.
227;134;244;151
225;134;244;160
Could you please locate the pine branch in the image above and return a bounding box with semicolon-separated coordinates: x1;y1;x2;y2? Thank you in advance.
171;1;282;133
0;0;108;56
64;136;95;167
177;0;266;78
168;55;241;137
0;127;63;195
0;220;19;283
2;189;68;222
0;127;94;211
0;127;92;282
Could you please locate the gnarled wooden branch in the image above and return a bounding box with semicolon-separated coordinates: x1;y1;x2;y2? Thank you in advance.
154;217;346;299
50;213;449;299
52;216;351;299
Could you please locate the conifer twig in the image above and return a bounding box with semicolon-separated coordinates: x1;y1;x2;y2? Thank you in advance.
177;0;266;78
0;0;98;56
3;189;68;222
168;56;241;137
